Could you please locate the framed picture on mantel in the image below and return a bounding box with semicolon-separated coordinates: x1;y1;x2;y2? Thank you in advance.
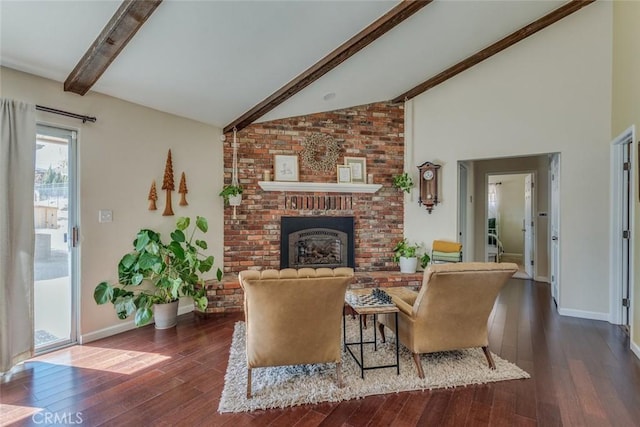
337;165;352;183
274;155;299;182
344;157;367;183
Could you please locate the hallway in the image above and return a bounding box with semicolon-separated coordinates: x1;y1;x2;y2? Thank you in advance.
500;254;530;280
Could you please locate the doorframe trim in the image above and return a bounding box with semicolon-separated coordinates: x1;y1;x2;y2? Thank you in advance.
549;153;561;303
523;172;536;279
458;162;469;261
609;125;635;326
34;122;80;353
484;171;537;275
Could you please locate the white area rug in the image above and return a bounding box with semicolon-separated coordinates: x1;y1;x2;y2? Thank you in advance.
218;320;530;413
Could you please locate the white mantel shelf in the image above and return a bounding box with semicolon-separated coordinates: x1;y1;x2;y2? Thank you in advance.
258;181;382;193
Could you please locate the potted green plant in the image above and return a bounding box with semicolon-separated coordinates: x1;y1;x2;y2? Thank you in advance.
392;238;430;273
94;216;223;329
392;172;414;193
219;184;243;206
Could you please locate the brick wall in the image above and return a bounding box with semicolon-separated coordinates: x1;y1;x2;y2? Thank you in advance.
207;101;406;313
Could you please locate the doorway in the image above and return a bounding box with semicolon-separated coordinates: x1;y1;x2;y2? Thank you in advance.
34;124;78;352
610;126;635;328
486;173;533;279
523;173;534;278
550;153;560;305
458;163;468;261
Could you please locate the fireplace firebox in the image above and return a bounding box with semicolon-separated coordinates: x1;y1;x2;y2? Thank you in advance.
280;216;355;269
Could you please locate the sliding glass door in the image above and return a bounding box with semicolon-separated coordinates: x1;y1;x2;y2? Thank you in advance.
33;124;78;352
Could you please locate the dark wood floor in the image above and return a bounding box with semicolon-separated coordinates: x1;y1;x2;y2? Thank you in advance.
2;279;640;426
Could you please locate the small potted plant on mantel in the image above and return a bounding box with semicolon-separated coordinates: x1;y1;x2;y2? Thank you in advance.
392;172;414;193
219;184;243;207
93;216;223;329
392;238;430;274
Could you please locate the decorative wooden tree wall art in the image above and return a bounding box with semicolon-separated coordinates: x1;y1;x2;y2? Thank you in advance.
178;172;188;206
162;149;175;216
148;180;158;210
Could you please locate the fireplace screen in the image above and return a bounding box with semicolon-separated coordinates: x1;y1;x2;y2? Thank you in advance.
280;216;354;269
289;228;346;268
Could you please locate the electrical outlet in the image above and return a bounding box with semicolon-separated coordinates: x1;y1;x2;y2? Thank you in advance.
99;209;113;223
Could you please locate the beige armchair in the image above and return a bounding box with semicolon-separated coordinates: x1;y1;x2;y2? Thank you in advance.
377;262;517;378
238;267;354;397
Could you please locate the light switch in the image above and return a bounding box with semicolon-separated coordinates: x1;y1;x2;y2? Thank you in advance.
99;209;113;223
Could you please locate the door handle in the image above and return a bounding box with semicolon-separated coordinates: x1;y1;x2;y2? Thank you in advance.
72;226;79;247
551;236;558;241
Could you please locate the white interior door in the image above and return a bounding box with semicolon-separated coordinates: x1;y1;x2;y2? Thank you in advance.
524;174;534;277
550;155;560;304
458;163;468;260
621;142;631;326
609;128;635;325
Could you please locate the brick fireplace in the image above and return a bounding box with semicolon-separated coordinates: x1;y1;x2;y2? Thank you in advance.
280;216;355;269
201;101;419;314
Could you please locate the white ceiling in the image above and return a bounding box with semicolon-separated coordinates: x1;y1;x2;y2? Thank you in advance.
1;0;567;129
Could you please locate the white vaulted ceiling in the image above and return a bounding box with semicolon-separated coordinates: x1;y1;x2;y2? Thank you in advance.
1;0;569;128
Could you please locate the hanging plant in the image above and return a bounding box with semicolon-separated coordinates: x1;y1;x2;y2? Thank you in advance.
392;172;414;193
219;184;243;205
301;133;340;172
220;128;242;218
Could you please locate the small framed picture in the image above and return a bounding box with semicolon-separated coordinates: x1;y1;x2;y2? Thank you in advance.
274;155;299;182
344;157;367;183
337;165;352;183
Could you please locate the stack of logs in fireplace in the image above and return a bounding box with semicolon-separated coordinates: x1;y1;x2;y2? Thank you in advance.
296;238;341;266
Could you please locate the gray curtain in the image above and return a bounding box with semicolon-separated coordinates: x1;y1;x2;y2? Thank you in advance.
0;99;36;374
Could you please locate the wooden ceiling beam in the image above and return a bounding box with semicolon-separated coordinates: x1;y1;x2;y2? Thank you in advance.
224;0;432;133
391;0;595;103
64;0;163;96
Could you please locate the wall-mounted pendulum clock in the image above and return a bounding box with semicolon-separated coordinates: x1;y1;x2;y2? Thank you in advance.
417;161;441;213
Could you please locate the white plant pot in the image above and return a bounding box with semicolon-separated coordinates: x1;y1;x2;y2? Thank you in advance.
229;194;242;207
399;256;418;274
153;300;179;329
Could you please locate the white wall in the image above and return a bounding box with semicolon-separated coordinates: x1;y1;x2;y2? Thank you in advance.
405;2;612;319
1;67;225;340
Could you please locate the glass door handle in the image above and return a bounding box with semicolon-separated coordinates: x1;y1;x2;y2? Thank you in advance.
72;226;79;247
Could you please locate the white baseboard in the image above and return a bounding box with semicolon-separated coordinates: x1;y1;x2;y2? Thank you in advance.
502;252;523;257
80;321;137;344
534;276;549;283
178;304;194;316
558;307;609;321
80;304;194;344
631;339;640;361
